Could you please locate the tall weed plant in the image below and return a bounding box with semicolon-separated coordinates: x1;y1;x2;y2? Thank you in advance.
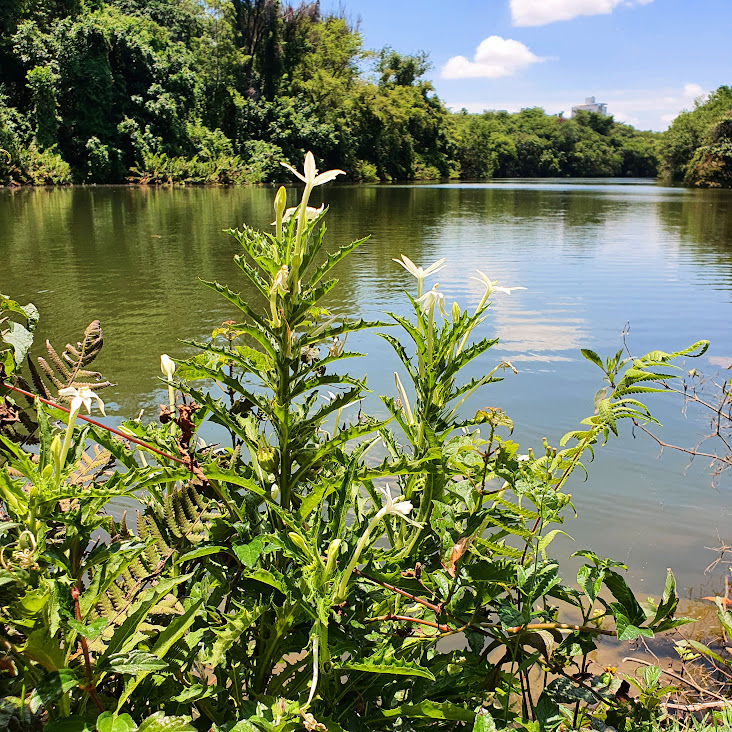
0;154;710;731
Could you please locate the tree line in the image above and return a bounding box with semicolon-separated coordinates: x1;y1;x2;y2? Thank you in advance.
660;86;732;188
0;0;727;186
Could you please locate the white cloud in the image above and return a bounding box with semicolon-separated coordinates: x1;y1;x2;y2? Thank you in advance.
511;0;652;27
441;36;546;80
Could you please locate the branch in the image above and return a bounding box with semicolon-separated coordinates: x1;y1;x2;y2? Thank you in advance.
665;701;731;712
623;657;729;703
633;419;732;468
2;382;189;468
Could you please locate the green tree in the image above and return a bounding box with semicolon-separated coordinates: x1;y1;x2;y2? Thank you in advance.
26;63;58;148
660;85;732;184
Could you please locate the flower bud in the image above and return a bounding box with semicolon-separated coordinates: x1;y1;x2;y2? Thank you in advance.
160;354;176;381
288;531;309;555
451;301;461;322
324;538;342;579
270;483;280;502
326;538;341;563
50;434;62;469
274;186;287;221
257;445;279;473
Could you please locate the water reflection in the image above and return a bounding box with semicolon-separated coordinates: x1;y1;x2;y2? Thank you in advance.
2;181;732;595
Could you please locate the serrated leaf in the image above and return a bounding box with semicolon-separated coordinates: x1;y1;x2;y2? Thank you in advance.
381;700;475;721
106;651;169;674
337;650;435;680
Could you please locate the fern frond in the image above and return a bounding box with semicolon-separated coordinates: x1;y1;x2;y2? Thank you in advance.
69;445;113;486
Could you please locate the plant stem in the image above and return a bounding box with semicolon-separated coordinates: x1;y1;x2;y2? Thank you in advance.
2;383;188;467
71;585;104;713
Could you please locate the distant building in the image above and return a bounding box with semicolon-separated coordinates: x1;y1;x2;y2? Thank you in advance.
571;96;608;116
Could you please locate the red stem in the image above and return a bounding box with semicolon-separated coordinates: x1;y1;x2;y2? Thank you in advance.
2;382;188;467
354;569;442;614
71;585;105;712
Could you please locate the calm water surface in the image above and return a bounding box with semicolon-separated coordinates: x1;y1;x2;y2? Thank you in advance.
2;180;731;598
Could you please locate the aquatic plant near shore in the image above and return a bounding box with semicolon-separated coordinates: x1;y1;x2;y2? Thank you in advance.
0;152;711;731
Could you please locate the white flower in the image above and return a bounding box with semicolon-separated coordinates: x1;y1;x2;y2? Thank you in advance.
271;204;325;226
281;151;345;188
271;265;290;295
377;484;422;527
58;386;106;418
160;354;176;381
417;285;448;319
392;254;446;284
472;270;526;297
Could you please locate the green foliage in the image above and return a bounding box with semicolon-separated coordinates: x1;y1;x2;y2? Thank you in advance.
660;85;732;186
0;154;709;730
452;107;658;179
0;1;666;186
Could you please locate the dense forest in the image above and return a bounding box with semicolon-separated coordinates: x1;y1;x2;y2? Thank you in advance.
0;0;725;185
660;85;732;188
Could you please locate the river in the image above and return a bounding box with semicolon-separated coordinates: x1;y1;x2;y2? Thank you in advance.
2;179;731;598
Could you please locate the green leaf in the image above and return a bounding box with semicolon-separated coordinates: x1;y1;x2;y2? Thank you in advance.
612;603;654;641
96;713;137;732
581;349;604;370
2;321;34;367
604;570;646;625
381;700;475;722
106;651;170;674
202;604;264;667
233;537;265;567
687;639;732;668
174;545;226;565
22;627;66;671
337;650;435;680
202;468;266;498
28;669;80;713
474;710;498;732
137;713;196;732
67;617;108;640
543;676;596;704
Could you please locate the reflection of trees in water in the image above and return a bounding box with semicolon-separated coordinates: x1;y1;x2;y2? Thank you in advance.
5;184;731;415
656;189;732;256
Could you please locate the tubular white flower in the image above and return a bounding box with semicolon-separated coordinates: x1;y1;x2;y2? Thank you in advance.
282;152;344;269
417;285;448;319
56;386;106;473
271;265;290;295
58;385;106;419
160;354;176;381
281;152;345;188
392;254;446;299
392;254;446;281
335;482;423;601
160;354;177;413
472;270;527;299
375;483;421;527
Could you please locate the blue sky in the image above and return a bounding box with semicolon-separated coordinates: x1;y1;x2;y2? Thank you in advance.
321;0;731;130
